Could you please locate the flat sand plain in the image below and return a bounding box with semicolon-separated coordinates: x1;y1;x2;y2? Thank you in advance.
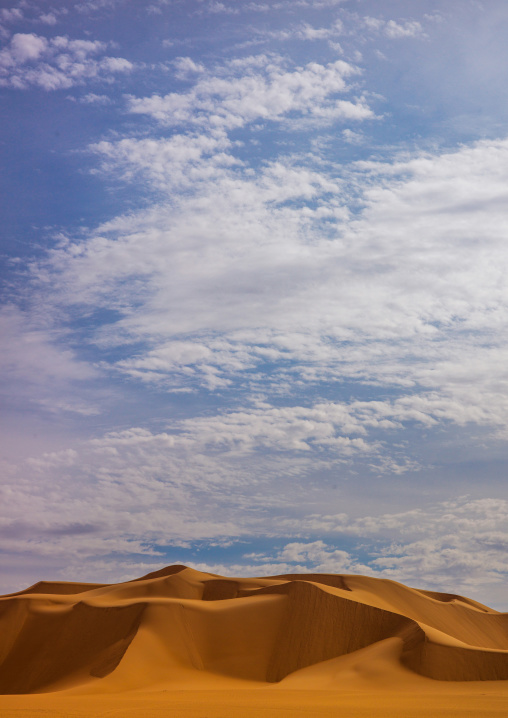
0;565;507;716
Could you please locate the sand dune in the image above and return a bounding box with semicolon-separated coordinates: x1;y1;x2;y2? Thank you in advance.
0;566;507;716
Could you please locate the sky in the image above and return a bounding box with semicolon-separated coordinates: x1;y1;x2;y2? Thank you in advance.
1;0;507;609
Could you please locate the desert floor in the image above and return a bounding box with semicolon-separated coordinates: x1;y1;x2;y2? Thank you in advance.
1;683;508;717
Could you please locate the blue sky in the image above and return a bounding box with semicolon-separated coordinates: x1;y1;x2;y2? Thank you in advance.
1;0;508;608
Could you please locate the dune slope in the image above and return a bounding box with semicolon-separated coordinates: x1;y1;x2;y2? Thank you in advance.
0;566;507;695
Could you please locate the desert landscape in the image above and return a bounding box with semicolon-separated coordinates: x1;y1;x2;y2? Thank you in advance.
0;565;507;717
3;2;508;716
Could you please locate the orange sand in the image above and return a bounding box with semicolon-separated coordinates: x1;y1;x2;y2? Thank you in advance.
0;565;507;716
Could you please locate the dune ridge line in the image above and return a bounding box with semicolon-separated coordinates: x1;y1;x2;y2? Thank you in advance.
0;565;507;695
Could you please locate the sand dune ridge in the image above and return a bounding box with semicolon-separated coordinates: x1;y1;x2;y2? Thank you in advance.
0;565;507;695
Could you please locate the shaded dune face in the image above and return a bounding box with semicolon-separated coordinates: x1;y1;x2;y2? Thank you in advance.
0;567;507;694
0;599;144;694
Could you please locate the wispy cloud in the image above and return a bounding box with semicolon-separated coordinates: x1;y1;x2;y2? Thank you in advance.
246;19;344;44
73;91;114;104
363;16;425;39
31;134;508;446
0;304;98;415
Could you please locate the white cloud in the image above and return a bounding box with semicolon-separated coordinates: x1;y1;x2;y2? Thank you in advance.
127;56;372;130
0;7;23;23
299;21;343;40
8;32;47;62
244;0;348;9
199;1;239;15
363;17;425;39
173;55;206;78
342;128;364;144
244;2;271;11
75;92;113;104
350;498;508;596
177;402;375;455
151;390;504;467
209;541;373;578
251;19;344;44
0;32;133;89
90;131;235;190
384;19;424;39
39;12;58;26
309;0;348;6
75;0;120;13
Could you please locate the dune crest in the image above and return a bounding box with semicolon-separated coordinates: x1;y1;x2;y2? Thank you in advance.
0;566;507;695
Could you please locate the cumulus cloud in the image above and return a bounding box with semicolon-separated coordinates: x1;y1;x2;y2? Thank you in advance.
0;32;133;89
177;403;375;455
90;132;235;190
127;55;373;129
0;7;23;23
172;55;206;78
39;12;58;26
7;32;47;62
